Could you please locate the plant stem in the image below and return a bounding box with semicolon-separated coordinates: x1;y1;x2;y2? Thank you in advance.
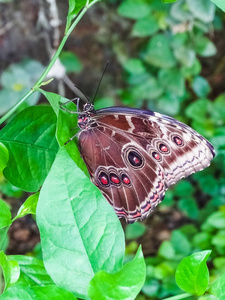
163;293;193;300
0;0;100;125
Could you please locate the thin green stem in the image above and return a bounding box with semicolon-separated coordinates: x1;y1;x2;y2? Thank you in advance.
0;0;100;125
163;293;193;300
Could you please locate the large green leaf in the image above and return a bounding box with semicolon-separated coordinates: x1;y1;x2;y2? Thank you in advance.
175;250;211;296
36;147;125;299
0;106;59;192
210;0;225;11
88;246;146;300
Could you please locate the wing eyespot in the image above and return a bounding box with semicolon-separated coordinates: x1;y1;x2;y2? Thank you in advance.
172;135;184;147
152;151;162;161
124;148;144;169
98;171;109;187
110;173;121;185
157;142;170;154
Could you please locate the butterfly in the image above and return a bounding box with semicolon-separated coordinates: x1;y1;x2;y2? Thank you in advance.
63;100;215;223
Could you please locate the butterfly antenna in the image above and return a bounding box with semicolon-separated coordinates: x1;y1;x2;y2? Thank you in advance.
63;74;90;103
92;60;110;104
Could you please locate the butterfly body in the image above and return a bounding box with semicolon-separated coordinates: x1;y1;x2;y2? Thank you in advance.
77;104;215;223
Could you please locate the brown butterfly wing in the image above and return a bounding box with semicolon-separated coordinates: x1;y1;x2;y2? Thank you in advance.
78;108;214;223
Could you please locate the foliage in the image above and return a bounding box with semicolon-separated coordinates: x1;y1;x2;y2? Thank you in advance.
0;0;225;299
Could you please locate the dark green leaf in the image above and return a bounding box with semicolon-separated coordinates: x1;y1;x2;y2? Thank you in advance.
118;0;151;20
36;147;125;299
88;246;146;300
0;199;12;228
171;230;191;256
157;93;180;116
0;285;77;300
0;106;59;192
178;197;199;220
60;51;83;73
209;273;225;298
192;232;212;250
162;0;177;2
175;250;211;295
9;255;54;287
158;68;185;96
195;36;217;57
0;251;20;291
158;241;175;259
125;222;146;240
185;99;212;122
132;15;159;37
143;34;176;68
123;59;146;75
0;142;9;172
13;193;39;221
191;76;211;97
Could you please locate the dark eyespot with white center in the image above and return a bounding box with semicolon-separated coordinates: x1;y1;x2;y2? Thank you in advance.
98;172;109;186
110;173;120;185
158;143;170;154
172;135;184;147
122;174;131;185
127;150;143;168
152;151;162;161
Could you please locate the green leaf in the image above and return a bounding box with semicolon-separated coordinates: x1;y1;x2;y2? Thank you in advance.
162;0;177;2
191;76;211;98
132;15;159;37
157;93;180;116
60;51;83;73
171;230;191;256
210;0;225;12
125;222;146;240
123;59;146;75
158;68;185;96
209;273;225;298
203;211;225;230
143;34;176;68
13;193;39;222
187;0;215;22
0;106;59;192
175;250;211;296
36;147;125;299
0;251;20;291
0;285;77;300
118;0;151;20
158;241;175;260
88;246;146;300
185;99;212;122
195;36;217;57
178;197;199;220
40;90;89;176
0;142;9;172
9;255;54;287
212;94;225;125
0;199;12;228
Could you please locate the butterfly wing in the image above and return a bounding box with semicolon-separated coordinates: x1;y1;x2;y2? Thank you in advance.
78;107;215;223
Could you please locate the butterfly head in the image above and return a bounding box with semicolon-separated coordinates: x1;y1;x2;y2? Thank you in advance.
77;102;95;130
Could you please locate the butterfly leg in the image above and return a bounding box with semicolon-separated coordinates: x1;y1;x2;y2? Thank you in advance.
59;97;80;114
